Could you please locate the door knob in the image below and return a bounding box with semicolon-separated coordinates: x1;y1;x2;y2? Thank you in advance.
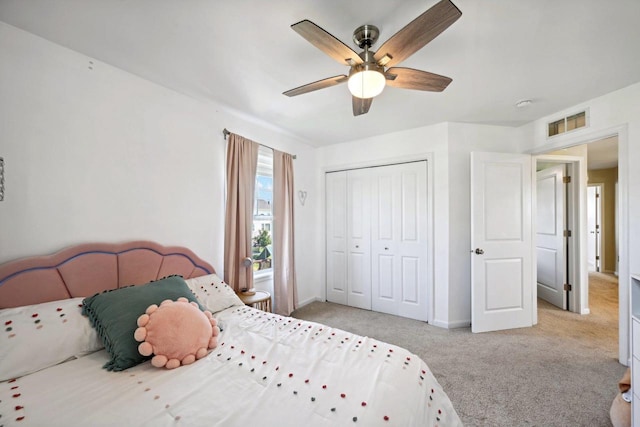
474;248;484;255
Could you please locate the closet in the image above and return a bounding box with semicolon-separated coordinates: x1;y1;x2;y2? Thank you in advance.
326;161;429;321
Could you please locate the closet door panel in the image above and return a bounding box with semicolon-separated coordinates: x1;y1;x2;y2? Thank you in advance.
398;163;429;320
401;169;419;242
377;175;394;240
372;162;428;321
346;169;372;310
371;165;399;315
377;254;394;299
349;253;367;295
326;172;348;305
401;256;420;303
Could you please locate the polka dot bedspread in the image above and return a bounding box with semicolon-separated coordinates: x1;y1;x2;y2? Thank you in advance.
0;306;461;426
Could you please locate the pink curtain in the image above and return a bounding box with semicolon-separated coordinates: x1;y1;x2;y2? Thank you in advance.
224;133;258;292
273;150;298;315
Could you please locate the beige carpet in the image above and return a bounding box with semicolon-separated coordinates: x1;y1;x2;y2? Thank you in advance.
292;272;626;426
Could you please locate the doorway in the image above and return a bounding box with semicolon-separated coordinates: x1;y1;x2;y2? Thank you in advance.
534;134;621;359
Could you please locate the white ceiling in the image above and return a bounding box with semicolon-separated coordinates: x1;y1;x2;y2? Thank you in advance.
1;0;639;147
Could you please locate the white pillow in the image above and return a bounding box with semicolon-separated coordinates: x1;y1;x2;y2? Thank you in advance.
0;297;104;381
184;274;244;314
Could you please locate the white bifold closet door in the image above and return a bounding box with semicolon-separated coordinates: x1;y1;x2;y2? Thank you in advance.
326;161;428;321
325;168;372;310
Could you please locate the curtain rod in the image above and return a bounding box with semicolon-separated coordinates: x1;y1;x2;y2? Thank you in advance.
223;128;296;159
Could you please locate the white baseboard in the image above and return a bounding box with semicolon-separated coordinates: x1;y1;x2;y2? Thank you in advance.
296;300;472;329
296;296;322;309
430;318;471;329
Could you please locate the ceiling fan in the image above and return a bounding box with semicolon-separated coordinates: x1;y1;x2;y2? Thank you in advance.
283;0;462;116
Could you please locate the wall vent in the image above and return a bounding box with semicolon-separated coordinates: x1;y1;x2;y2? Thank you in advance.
547;110;587;137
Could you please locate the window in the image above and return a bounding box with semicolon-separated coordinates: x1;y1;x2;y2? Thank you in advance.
253;146;273;275
548;110;587;137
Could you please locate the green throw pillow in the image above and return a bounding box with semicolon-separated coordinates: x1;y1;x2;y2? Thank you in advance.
82;275;202;371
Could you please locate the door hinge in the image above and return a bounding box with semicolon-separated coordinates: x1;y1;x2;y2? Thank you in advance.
563;176;571;184
596;255;600;260
563;230;572;237
596;192;600;198
564;283;572;291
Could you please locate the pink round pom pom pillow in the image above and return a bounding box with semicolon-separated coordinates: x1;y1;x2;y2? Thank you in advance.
134;297;220;369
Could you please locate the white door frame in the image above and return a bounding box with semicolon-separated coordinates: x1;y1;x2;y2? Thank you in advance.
527;124;629;365
534;155;584;316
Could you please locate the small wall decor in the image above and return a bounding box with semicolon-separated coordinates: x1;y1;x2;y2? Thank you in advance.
298;190;307;206
0;157;4;201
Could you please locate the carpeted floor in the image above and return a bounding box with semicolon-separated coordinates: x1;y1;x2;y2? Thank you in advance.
291;272;626;426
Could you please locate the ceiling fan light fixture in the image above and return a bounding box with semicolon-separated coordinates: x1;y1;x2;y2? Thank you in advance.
284;0;462;115
348;68;385;99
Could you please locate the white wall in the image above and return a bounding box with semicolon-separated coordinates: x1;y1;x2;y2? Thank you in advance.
0;22;318;304
314;122;521;327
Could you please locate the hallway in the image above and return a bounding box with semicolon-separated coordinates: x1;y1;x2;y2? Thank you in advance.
537;271;618;354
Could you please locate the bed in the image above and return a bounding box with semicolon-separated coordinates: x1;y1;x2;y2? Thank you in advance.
0;241;461;426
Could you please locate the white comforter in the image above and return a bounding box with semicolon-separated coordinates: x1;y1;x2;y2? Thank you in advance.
0;306;461;426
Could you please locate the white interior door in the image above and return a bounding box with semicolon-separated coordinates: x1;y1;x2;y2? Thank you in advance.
346;169;372;309
536;164;566;309
326;172;348;304
471;152;533;333
587;185;601;272
371;162;428;321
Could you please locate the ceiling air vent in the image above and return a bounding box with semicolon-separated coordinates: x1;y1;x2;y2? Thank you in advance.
547;110;587;137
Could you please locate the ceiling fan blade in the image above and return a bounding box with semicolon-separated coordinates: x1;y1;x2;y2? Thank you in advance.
283;75;348;97
385;67;452;92
373;0;461;68
352;96;373;116
291;20;364;66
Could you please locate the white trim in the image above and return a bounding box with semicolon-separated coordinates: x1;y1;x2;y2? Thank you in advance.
323;153;433;173
253;270;273;282
296;296;322;309
431;319;470;329
568;160;585;314
530;157;538;324
527;124;621;155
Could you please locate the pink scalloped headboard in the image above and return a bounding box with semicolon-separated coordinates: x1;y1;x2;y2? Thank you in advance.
0;241;215;309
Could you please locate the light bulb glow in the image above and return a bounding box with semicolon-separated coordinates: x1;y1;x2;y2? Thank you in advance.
348;69;385;99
